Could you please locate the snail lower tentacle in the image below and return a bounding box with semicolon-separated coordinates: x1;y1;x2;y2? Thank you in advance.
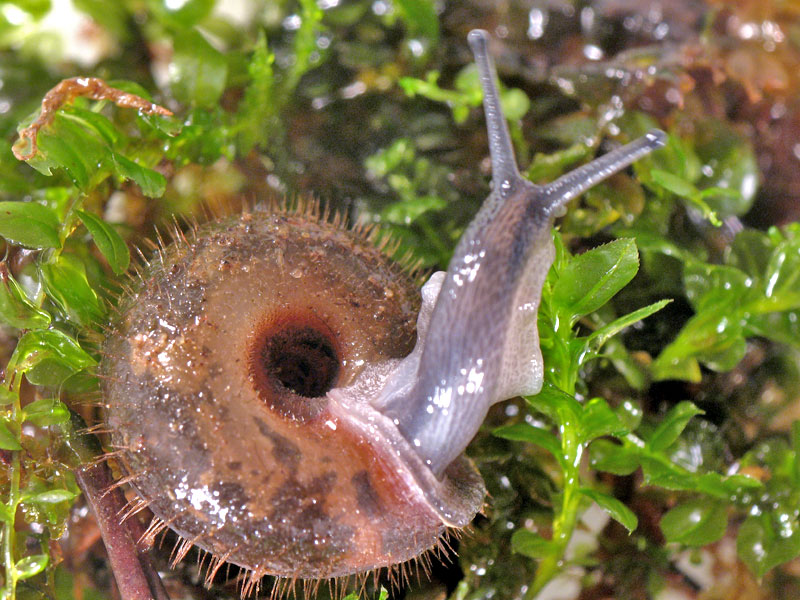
101;28;665;588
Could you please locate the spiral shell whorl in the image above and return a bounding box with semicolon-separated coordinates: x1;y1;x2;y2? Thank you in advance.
100;205;476;581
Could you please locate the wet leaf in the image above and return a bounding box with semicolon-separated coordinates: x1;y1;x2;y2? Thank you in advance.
589;439;640;475
26;112;110;191
729;229;774;281
603;338;648;391
62;105;121;147
494;423;564;468
76;210;130;274
365;139;414;177
24;488;78;504
762;238;800;309
580;397;627;442
652;308;745;381
639;460;730;498
683;263;754;312
11;0;51;19
646;402;704;453
526;383;582;424
381;195;446;224
15;553;48;580
634;127;702;191
111;153;166;198
580;488;638;533
0;417;22;451
23;397;70;426
586;299;670;353
395;0;439;43
150;0;214;28
0;388;14;406
737;513;800;578
0;269;51;329
9;329;96;383
725;474;763;491
651;168;695;198
284;0;324;95
745;311;800;348
660;498;727;546
652;260;756;375
526;143;591;182
501;88;530;122
399;67;481;124
695;120;759;216
72;0;129;39
650;169;721;226
0;201;60;249
793;421;800;485
0;503;13;523
616;399;643;431
552;238;639;323
40;254;104;326
511;529;555;559
170;29;228;108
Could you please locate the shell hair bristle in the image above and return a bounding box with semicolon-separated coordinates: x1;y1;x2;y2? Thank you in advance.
180;523;464;600
146;515;464;600
104;195;422;328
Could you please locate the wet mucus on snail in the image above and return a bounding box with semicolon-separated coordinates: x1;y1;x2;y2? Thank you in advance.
100;29;665;596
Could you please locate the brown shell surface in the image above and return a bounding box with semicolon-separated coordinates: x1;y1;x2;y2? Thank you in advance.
101;209;458;579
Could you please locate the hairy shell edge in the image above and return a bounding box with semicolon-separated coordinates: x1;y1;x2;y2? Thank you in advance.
101;208;485;582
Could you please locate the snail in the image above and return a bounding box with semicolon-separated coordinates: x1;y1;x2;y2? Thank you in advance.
100;29;665;595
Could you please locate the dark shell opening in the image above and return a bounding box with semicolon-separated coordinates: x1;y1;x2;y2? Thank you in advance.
248;312;341;420
261;323;340;399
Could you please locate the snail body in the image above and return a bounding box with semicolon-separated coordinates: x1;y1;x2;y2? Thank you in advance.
101;30;665;589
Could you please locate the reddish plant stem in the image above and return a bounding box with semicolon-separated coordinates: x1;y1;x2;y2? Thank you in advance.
69;412;170;600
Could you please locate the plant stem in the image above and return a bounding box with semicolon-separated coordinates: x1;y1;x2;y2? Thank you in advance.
525;404;583;599
66;411;171;600
524;313;585;599
3;453;20;600
3;376;23;600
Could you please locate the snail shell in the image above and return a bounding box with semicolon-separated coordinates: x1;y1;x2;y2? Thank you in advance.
102;208;482;581
100;29;665;588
